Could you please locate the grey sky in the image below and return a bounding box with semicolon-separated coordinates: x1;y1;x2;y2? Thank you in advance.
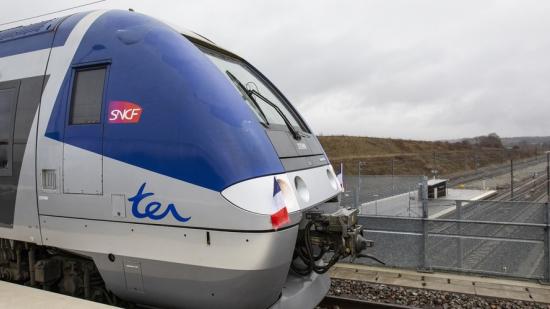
2;0;549;140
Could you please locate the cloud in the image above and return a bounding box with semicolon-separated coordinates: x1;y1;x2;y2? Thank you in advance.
2;0;549;140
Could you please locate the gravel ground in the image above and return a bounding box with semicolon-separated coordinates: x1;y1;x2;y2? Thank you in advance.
327;278;550;309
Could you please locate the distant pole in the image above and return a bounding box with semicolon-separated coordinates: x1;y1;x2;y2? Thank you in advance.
511;159;514;200
408;188;412;217
546;152;549;202
391;158;395;194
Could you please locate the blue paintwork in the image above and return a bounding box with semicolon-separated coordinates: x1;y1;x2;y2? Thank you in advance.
128;183;191;223
46;10;284;191
273;177;281;196
0;12;87;58
52;12;89;47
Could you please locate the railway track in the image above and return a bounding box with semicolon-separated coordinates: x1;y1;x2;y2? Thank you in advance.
429;172;545;235
328;159;550;307
448;156;546;187
467;183;548;274
318;295;418;309
427;172;549;276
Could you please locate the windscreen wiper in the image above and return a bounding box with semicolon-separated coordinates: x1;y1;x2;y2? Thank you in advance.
247;89;302;140
225;70;270;127
226;70;301;140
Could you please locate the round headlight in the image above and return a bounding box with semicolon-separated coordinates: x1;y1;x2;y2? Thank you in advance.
294;176;310;202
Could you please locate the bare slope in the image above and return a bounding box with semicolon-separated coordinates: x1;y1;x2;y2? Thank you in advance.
318;135;536;176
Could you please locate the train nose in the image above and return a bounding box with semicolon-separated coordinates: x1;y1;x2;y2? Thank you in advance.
221;165;341;217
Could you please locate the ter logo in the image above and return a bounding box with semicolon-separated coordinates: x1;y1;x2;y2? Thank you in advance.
108;101;142;124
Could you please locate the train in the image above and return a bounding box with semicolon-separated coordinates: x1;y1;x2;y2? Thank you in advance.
0;9;370;308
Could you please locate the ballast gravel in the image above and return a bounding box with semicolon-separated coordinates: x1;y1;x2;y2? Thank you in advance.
322;278;550;309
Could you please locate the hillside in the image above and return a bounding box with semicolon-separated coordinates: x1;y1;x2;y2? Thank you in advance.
319;135;538;176
448;135;550;148
501;136;550;148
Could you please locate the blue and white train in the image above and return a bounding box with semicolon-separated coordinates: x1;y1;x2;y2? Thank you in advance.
0;9;369;309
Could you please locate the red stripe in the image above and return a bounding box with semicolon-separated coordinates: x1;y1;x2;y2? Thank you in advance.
271;207;289;229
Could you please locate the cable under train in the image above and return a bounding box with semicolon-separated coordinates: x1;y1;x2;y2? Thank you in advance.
0;9;371;309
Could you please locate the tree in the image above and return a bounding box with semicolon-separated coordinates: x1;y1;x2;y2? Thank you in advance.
475;133;503;148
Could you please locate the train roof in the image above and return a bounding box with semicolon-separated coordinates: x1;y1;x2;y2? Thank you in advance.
162;19;243;61
0;17;64;43
0;10;241;60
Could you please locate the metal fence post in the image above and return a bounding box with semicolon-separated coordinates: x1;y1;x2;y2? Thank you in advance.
419;176;430;272
391;158;395;194
511;159;514;200
546;152;549;201
408;185;412;217
422;177;428;218
356;161;361;208
545;202;550;283
456;200;463;270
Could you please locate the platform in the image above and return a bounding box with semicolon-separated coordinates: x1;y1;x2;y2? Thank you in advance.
330;263;550;304
0;280;115;308
359;188;497;218
428;189;497;218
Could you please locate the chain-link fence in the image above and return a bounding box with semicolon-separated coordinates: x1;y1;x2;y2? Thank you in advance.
332;150;550;280
337;151;549;213
341;175;423;217
349;177;550;282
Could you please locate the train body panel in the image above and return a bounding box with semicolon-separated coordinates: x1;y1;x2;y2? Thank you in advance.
42;215;298;271
0;21;55;243
43;10;285;192
42;216;299;309
40;153;305;230
0;9;346;308
83;250;294;309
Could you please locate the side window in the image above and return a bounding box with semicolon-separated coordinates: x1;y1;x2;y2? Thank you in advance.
69;66;107;125
0;146;6;169
0;84;18;175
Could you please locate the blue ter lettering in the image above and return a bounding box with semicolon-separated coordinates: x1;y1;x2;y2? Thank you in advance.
128;183;191;223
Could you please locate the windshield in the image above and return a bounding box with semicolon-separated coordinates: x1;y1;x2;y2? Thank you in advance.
203;50;307;132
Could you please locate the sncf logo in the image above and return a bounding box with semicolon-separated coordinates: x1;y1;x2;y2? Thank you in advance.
108;101;142;124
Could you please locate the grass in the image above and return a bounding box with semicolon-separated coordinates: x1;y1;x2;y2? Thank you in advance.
318;135;538;176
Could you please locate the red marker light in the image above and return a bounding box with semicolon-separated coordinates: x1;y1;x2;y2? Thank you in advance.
271;207;289;229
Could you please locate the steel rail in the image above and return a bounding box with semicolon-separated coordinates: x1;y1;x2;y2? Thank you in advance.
319;295;419;309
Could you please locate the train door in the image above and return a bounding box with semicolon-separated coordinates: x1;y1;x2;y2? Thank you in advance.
0;81;19;225
0;73;47;229
62;64;108;195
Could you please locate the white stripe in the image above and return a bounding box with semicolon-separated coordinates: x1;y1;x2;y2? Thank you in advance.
36;11;106;177
0;49;51;81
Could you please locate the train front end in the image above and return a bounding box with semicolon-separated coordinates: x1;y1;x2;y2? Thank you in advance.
30;10;371;309
183;22;372;309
